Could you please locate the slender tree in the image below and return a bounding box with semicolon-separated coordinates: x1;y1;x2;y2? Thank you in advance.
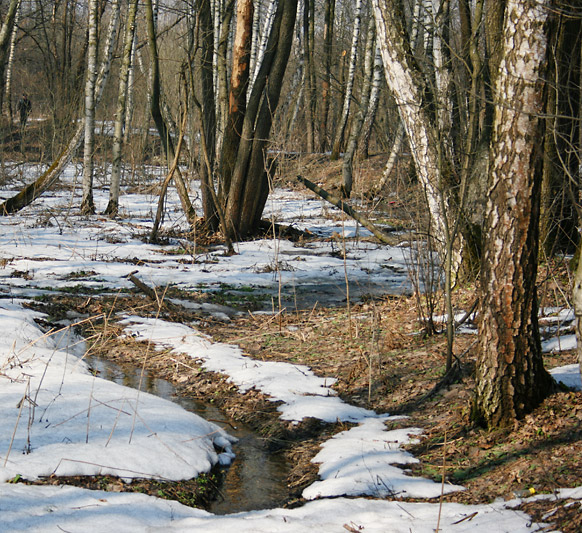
105;0;139;217
320;0;335;152
331;0;364;162
145;0;196;226
3;0;20;120
341;12;375;197
0;0;21;114
80;0;99;215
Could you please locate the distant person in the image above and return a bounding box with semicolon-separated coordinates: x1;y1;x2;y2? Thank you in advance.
17;92;32;128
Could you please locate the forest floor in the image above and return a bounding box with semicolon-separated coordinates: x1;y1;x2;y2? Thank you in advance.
33;258;581;532
34;272;582;533
4;147;581;531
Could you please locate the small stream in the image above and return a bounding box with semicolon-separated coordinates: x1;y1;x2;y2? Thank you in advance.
85;356;291;515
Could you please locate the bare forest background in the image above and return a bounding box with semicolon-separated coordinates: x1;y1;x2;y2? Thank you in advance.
1;0;582;432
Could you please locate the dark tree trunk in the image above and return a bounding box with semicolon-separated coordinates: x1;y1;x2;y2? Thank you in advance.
320;0;335;152
199;0;219;230
145;0;196;226
223;0;298;239
220;0;253;202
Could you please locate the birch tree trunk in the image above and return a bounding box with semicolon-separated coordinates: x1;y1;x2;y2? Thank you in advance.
80;0;99;215
123;32;136;145
0;0;20;114
250;0;277;92
104;0;139;217
358;46;383;160
341;13;375;198
474;0;554;429
3;0;19;120
372;0;449;252
331;0;363;162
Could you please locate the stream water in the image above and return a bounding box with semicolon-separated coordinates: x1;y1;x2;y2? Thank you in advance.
85;356;291;515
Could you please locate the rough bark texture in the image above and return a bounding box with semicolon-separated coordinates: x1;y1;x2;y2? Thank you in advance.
372;0;448;250
224;0;298;238
475;0;554;429
220;0;253;201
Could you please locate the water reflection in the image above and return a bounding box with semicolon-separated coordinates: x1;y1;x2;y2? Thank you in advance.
85;356;290;514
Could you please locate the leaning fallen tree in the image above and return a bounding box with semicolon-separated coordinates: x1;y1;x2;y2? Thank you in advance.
0;0;121;216
297;175;394;245
0;125;85;215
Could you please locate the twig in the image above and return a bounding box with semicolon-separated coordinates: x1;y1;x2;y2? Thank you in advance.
4;379;29;467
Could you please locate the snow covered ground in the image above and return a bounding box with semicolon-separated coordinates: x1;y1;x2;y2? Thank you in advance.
0;168;580;531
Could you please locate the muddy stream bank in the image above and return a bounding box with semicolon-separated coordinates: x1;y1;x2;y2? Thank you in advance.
85;355;291;515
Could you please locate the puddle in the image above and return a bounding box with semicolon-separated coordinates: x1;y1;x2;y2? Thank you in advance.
85;356;291;514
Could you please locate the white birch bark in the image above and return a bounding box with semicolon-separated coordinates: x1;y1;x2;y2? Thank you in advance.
80;0;99;214
341;12;375;196
250;0;277;92
372;0;448;249
95;0;121;104
331;0;363;160
106;0;139;216
123;31;137;145
0;0;21;114
375;123;405;193
250;0;261;80
476;0;553;427
3;0;20;120
359;45;383;158
432;0;454;161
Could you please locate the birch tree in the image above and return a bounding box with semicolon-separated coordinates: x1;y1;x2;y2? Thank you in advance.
0;0;21;114
3;0;20;120
80;0;99;215
474;0;555;428
372;0;451;256
104;0;139;217
331;0;364;163
341;13;376;198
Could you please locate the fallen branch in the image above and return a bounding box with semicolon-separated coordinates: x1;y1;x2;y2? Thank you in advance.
297;175;393;244
125;270;179;312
